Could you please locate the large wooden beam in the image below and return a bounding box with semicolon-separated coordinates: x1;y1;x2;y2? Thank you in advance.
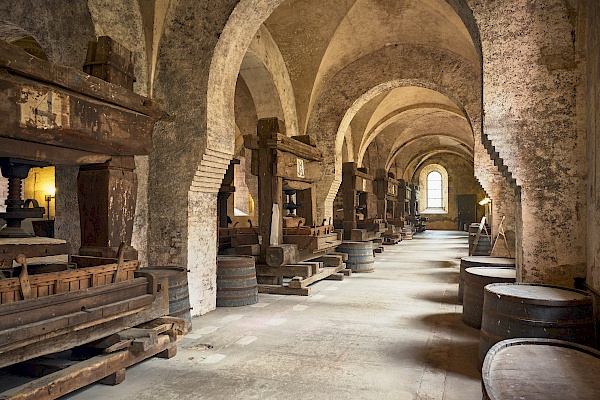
258;119;284;261
0;40;160;118
0;333;180;399
0;41;160;158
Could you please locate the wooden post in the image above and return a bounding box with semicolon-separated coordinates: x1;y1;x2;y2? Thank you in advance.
257;118;285;261
342;162;358;240
77;156;138;259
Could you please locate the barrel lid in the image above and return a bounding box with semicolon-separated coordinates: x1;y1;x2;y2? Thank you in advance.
486;283;590;303
461;256;515;266
465;267;516;279
483;339;600;400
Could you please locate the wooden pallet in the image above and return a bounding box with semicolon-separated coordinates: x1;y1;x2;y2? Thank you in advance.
257;255;348;296
0;317;186;400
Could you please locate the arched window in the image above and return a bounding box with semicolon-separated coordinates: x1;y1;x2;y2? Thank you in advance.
419;164;448;214
427;171;443;208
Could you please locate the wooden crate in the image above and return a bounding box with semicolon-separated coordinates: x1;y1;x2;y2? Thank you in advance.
83;36;135;90
0;260;140;305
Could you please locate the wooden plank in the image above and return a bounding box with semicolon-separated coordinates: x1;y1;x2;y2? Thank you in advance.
0;280;168;369
296;261;322;275
267;133;323;161
0;334;177;399
331;251;349;262
103;340;134;354
0;137;111;165
0;73;156;156
324;273;344;281
0;40;161;118
255;264;312;278
291;135;316;147
257;285;310;296
0;277;148;325
0;238;69;267
0;293;154;349
312;255;344;268
288;265;345;289
274;150;321;183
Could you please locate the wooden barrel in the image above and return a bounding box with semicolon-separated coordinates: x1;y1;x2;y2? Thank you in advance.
462;267;516;329
458;256;515;303
216;256;258;307
483;338;600;400
141;266;192;330
480;284;595;364
337;241;375;272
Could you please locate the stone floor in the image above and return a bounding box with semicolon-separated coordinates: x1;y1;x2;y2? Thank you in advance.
64;230;482;399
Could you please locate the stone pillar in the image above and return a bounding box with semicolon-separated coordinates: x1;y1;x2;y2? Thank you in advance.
472;0;586;286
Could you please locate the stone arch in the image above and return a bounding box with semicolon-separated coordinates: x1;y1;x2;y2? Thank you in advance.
306;44;481;221
244;25;299;137
405;149;473;181
0;3;95;68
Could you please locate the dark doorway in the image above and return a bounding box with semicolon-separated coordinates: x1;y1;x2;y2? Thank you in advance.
457;194;476;231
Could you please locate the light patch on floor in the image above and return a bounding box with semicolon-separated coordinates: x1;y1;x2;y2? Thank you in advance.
195;325;220;335
325;286;338;291
293;305;308;311
236;336;258;346
250;303;269;308
266;318;287;326
220;314;244;323
308;294;326;301
201;354;226;364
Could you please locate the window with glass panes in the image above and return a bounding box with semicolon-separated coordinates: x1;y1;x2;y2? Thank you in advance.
427;171;443;208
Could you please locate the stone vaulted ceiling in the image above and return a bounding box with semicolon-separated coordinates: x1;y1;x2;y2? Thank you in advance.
251;0;481;181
